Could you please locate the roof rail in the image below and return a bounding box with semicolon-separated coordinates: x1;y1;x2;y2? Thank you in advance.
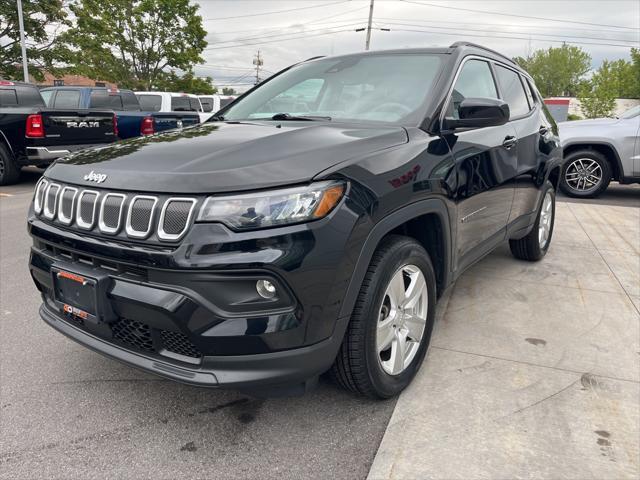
304;56;325;62
449;41;517;66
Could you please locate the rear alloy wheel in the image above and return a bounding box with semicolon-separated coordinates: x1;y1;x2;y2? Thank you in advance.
560;150;611;198
509;180;555;261
331;235;437;398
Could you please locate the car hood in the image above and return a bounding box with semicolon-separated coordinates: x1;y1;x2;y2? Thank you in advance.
45;121;408;194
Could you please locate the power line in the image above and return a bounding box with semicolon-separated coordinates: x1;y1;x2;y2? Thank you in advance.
203;28;355;51
375;16;640;36
204;22;362;49
401;0;640;31
378;20;639;44
203;1;349;21
383;26;638;48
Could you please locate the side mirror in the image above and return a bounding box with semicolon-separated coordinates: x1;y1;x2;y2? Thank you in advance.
444;98;510;130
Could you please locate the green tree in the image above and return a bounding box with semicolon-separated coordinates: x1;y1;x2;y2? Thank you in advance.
157;71;216;94
222;87;237;95
578;61;618;118
514;44;591;97
629;48;640;98
0;0;70;81
64;0;207;90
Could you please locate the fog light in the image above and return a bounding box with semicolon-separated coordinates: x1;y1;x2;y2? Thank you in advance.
256;279;276;299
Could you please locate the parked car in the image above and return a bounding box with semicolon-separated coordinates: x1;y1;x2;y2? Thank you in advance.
558;105;640;197
198;94;237;114
27;42;562;398
0;81;116;185
40;86;200;139
136;91;212;123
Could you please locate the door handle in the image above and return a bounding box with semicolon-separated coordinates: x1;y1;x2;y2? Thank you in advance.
502;136;517;149
539;126;549;135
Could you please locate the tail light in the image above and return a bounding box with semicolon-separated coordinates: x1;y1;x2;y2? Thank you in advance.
141;116;154;136
26;114;45;138
113;114;118;138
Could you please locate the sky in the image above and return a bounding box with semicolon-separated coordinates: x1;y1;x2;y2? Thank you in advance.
192;0;640;91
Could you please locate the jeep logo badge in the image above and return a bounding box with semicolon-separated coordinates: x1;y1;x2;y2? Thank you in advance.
84;171;107;183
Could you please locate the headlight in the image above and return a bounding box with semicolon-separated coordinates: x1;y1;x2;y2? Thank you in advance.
197;180;346;230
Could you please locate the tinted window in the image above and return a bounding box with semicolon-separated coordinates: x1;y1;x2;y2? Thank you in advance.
90;90;119;109
17;86;45;107
0;89;18;107
53;90;81;109
171;97;192;111
189;97;202;111
200;98;213;112
447;59;498;119
40;90;54;106
137;95;162;112
121;91;140;111
495;65;530;118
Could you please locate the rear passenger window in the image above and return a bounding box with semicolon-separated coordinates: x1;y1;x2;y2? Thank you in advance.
137;95;162;112
495;65;530;118
447;60;498;119
40;90;54;106
171;97;192;111
0;89;19;107
200;99;213;112
17;87;45;107
53;90;81;109
189;98;202;112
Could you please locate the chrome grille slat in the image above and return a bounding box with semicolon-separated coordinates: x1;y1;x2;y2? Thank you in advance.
43;183;61;220
34;179;48;214
99;193;126;234
126;195;158;239
76;190;100;230
158;198;197;241
57;187;78;225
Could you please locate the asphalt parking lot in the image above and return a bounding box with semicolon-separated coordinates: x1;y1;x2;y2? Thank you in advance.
1;173;639;480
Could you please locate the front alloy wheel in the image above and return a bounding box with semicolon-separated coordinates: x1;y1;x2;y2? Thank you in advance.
331;235;437;398
376;265;428;376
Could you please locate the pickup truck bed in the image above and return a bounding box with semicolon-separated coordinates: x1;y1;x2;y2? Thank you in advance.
0;82;117;185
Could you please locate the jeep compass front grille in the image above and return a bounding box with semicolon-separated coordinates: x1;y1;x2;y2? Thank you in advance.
34;179;198;243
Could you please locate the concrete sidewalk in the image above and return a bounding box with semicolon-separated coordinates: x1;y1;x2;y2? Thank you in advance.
368;201;640;480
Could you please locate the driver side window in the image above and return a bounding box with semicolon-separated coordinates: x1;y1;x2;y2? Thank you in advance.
447;60;498;119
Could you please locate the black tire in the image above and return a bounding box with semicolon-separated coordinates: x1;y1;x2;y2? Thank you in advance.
330;235;437;399
559;149;611;198
0;144;21;186
509;181;555;261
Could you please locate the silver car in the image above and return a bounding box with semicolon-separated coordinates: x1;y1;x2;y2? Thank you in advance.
559;105;640;197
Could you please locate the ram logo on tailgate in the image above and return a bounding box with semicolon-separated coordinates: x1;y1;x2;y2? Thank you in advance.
67;120;100;128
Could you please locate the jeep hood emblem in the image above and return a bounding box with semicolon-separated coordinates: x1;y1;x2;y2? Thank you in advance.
84;171;107;183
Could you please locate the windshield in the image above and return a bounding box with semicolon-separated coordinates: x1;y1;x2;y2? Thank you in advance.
621;105;640;119
222;54;442;125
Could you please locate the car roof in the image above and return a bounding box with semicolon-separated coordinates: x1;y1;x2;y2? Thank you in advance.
301;42;530;78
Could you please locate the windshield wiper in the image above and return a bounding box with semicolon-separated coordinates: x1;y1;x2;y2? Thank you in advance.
271;113;331;121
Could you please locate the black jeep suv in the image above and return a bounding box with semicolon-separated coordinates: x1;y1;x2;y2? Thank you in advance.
28;43;562;398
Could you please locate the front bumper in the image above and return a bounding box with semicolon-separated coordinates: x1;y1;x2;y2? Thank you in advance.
40;302;344;389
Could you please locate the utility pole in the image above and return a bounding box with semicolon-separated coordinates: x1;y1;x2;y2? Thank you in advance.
253;50;263;85
16;0;29;82
365;0;375;51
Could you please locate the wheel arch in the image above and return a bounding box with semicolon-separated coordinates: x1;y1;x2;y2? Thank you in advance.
563;142;622;181
338;198;452;320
